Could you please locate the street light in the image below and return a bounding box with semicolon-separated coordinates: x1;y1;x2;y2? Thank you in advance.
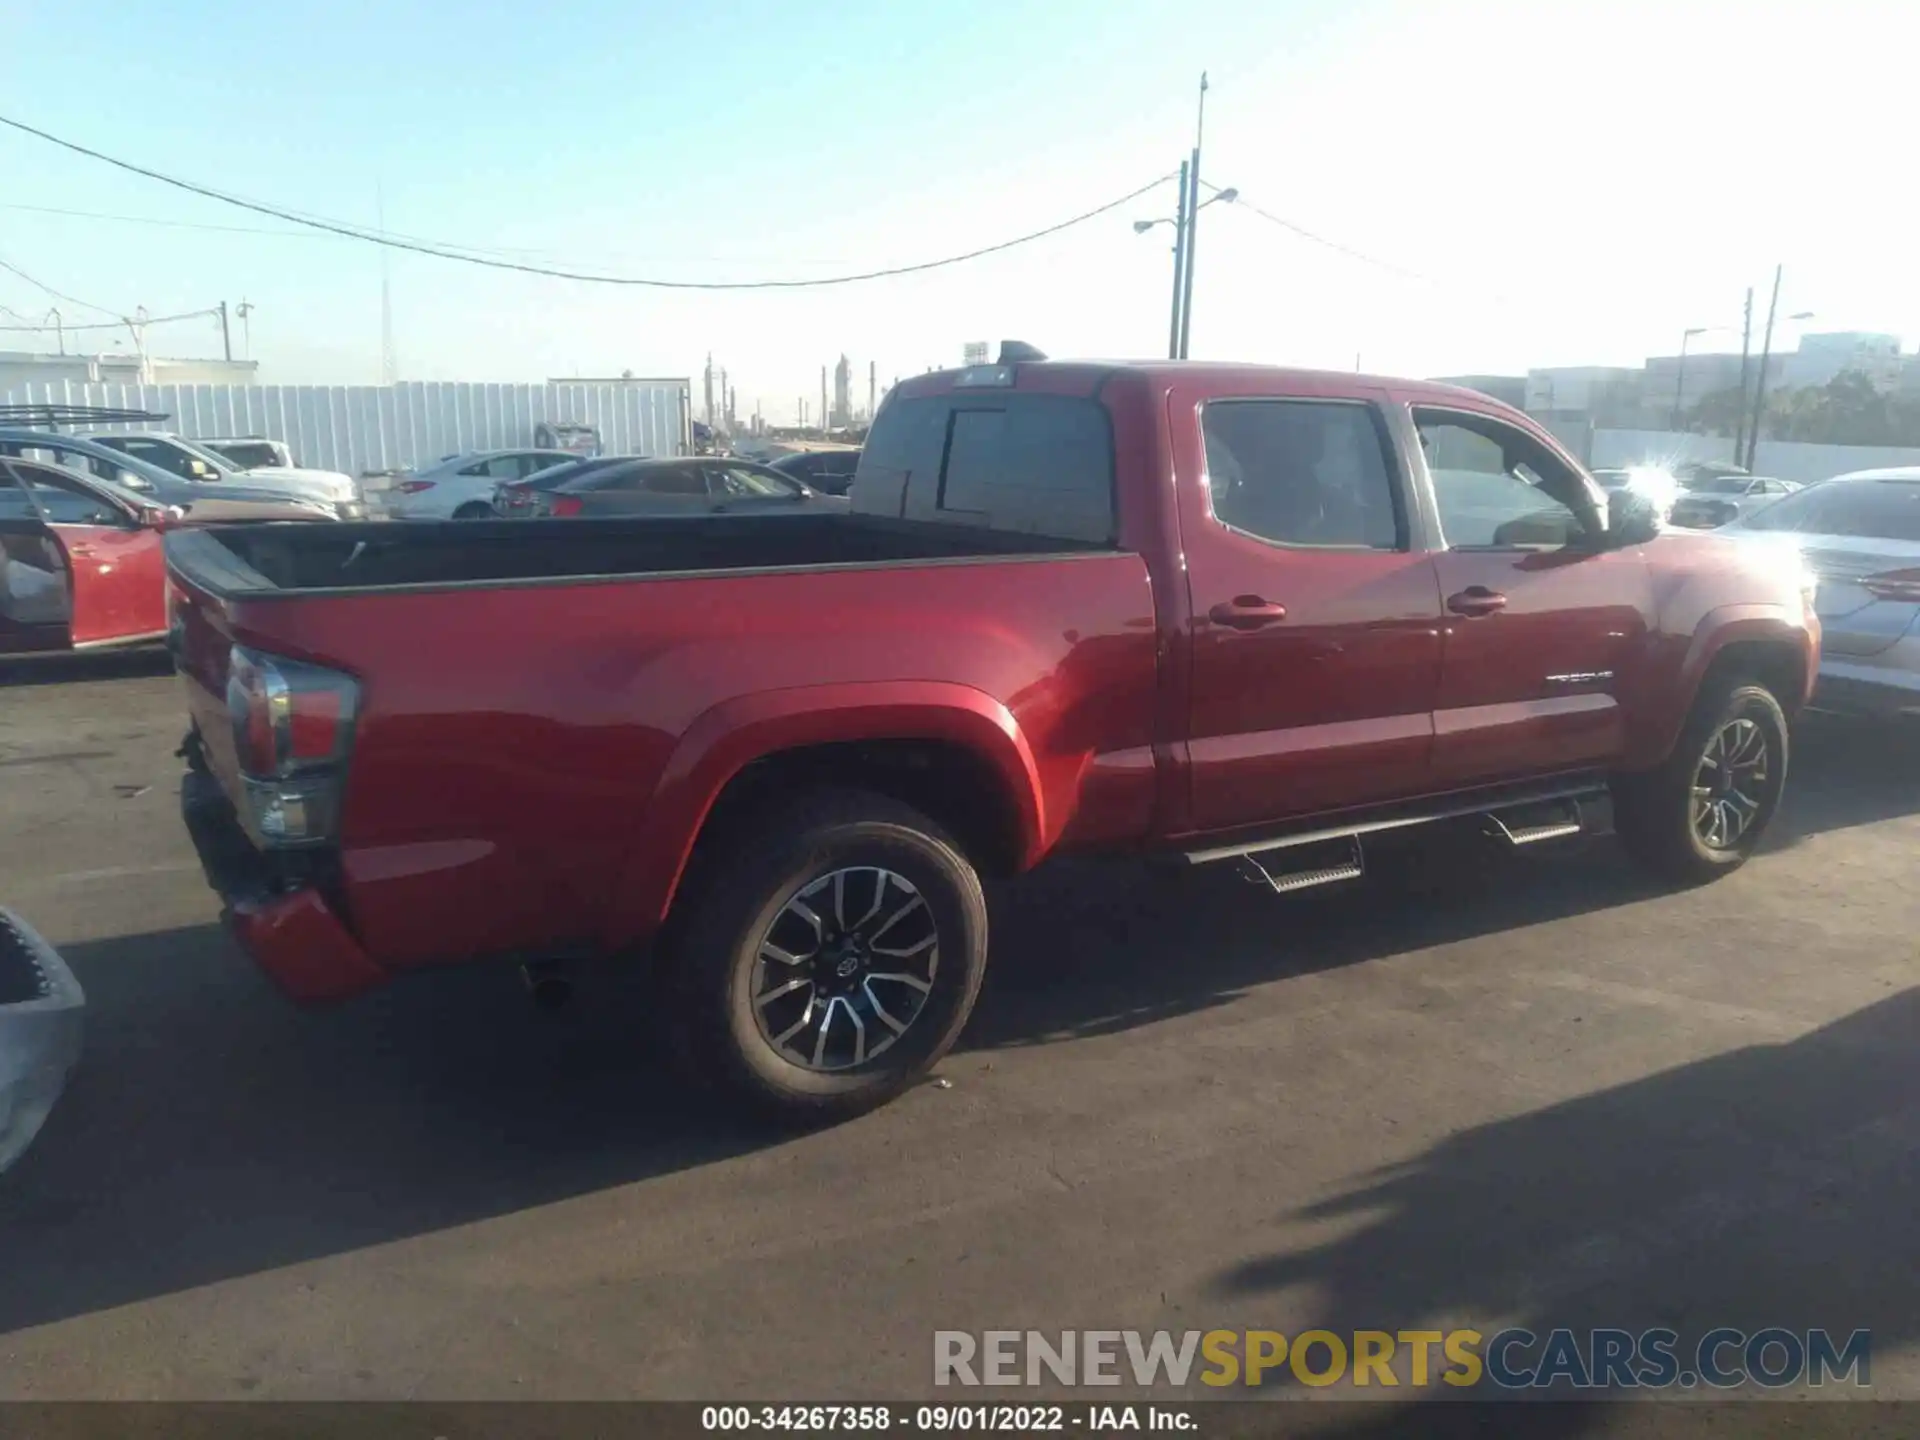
1672;326;1708;430
1134;184;1235;359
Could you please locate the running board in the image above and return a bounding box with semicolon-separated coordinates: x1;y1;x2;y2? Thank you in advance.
1182;776;1608;867
1484;796;1588;847
1238;837;1364;895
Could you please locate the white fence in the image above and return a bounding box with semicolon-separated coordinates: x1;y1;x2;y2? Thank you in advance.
3;378;692;475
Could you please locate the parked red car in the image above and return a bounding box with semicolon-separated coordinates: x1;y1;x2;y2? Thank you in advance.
166;351;1820;1121
1;452;329;657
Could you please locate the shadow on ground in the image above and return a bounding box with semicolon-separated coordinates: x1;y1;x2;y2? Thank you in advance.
1210;984;1917;1435
0;714;1911;1342
0;648;174;689
1763;711;1920;845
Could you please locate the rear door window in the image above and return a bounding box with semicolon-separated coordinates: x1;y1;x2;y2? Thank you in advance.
638;464;708;496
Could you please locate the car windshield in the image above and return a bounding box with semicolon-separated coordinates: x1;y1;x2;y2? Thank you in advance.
1740;480;1920;541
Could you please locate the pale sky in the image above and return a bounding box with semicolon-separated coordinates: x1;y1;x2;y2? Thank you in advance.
1;0;1914;422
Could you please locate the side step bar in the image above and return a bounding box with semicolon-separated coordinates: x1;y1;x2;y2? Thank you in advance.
1483;796;1587;847
1239;837;1364;895
1190;779;1608;895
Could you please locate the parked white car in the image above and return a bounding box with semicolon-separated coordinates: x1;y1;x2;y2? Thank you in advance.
377;449;581;519
1723;467;1920;719
90;432;365;518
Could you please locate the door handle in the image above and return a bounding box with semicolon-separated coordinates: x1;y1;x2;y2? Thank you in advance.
67;545;97;558
1446;586;1508;617
1208;596;1289;630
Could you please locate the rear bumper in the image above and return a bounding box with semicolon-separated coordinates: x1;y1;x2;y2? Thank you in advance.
180;767;388;1003
1810;641;1920;720
0;908;85;1175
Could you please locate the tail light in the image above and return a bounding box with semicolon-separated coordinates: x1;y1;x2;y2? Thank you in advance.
1862;568;1920;603
549;495;584;518
395;479;436;495
226;646;359;849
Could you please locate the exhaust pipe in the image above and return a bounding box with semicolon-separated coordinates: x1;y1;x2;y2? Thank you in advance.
521;960;573;1011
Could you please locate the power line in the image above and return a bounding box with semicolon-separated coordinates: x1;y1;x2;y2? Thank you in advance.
1203;182;1438;284
0;254;125;319
0;200;593;261
0;307;220;334
0;200;344;242
0;112;1175;289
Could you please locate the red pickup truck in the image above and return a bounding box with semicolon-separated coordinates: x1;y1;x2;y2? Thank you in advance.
167;353;1819;1121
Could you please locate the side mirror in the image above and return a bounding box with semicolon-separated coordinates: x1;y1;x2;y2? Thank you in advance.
188;459;216;479
1607;489;1663;548
140;504;185;531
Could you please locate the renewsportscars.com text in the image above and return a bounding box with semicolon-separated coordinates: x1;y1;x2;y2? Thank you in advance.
934;1328;1871;1391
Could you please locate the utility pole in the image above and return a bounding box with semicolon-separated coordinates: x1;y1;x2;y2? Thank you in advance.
1744;265;1783;470
704;354;715;428
820;365;828;435
1671;327;1705;431
218;300;232;362
1734;287;1753;447
1176;74;1209;360
720;368;729;431
1165;158;1190;360
868;360;876;424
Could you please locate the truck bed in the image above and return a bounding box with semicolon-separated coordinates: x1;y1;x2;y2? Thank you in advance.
168;513;1115;596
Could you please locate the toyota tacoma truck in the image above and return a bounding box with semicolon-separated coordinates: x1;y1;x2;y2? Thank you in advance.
166;350;1820;1121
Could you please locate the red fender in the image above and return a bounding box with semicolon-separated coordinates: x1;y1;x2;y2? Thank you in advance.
598;680;1045;951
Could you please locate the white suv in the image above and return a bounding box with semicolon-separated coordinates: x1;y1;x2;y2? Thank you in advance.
92;432;365;518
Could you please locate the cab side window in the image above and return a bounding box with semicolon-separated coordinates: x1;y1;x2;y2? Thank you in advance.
1415;410;1600;550
1200;399;1403;550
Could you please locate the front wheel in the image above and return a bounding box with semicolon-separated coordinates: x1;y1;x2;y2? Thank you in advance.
452;502;493;520
1613;677;1789;883
659;790;989;1124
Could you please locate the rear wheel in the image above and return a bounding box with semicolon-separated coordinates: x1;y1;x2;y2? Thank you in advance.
658;790;988;1124
452;502;492;520
1613;676;1789;883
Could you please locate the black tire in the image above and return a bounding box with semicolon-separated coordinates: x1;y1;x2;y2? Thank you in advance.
452;502;493;520
1613;676;1789;883
658;789;988;1124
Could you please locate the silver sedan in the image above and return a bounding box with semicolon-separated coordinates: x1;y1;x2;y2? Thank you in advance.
1723;467;1920;720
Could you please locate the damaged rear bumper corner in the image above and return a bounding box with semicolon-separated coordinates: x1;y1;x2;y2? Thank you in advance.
180;767;388;1004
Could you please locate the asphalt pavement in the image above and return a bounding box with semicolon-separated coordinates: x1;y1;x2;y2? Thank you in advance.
1;648;1916;1422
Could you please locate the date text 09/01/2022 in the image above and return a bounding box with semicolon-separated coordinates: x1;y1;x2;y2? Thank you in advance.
701;1405;1191;1432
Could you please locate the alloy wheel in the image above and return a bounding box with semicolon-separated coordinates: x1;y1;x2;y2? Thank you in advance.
1690;717;1770;850
749;866;940;1072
